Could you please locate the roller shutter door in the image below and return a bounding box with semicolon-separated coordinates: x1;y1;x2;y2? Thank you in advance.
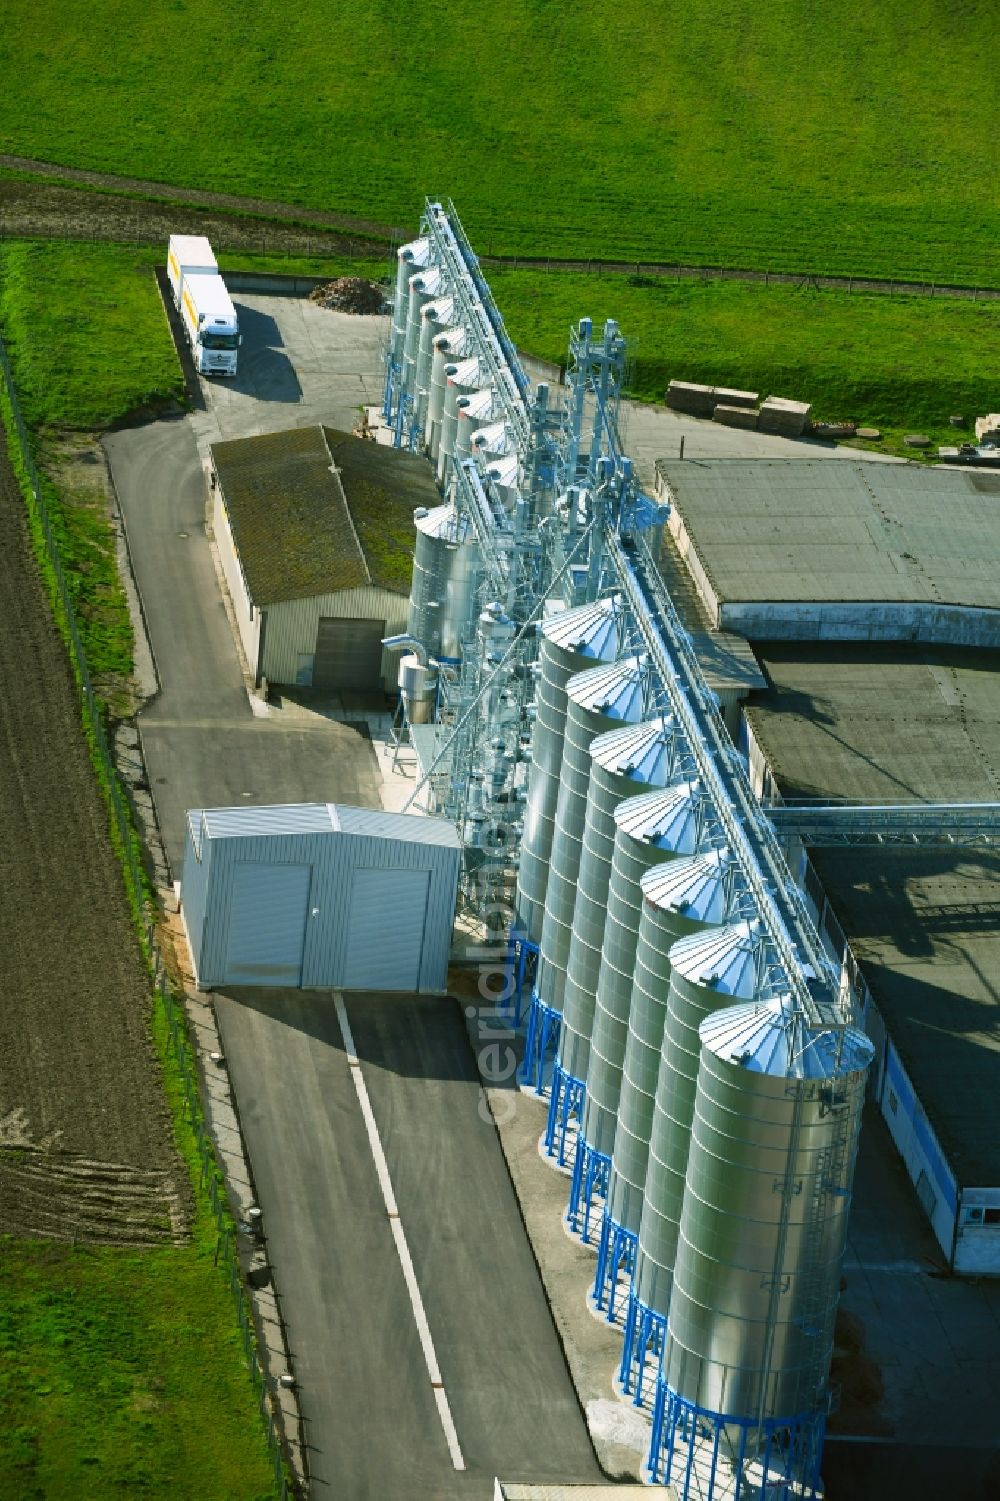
224;863;312;985
342;867;430;990
314;617;385;691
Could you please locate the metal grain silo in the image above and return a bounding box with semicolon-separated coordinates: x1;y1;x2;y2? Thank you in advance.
455;388;496;465
415;295;455;433
391;237;431;365
407;503;480;664
593;789;728;1313
583;844;739;1172
402;265;446;411
437;355;486;485
546;716;688;1165
524;655;650;1094
514;596;623;946
650;999;873;1500
426;326;469;459
621;919;769;1407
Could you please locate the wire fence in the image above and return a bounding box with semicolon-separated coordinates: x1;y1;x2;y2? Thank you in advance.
0;330;291;1501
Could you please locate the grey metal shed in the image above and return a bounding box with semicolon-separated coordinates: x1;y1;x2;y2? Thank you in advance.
180;803;460;992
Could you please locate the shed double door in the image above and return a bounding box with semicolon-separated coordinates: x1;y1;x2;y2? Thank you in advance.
224;863;312;986
314;617;385;691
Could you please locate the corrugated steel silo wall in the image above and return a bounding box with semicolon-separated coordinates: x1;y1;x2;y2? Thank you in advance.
558;722;683;1083
607;863;723;1233
515;600;622;942
635;922;767;1317
537;660;647;1013
582;830;687;1158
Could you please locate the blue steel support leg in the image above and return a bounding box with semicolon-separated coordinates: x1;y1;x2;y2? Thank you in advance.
619;1291;666;1407
519;993;560;1094
544;1066;584;1167
510;936;537;1028
566;1139;610;1242
383;354;404;424
593;1208;636;1322
649;1382;827;1499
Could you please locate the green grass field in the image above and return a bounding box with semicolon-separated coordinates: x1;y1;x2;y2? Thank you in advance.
0;989;281;1501
0;1238;278;1501
0;2;998;283
492;268;1000;452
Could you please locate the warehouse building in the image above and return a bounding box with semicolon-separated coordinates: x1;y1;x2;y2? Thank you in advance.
656;458;1000;1274
656;459;1000;648
180;802;461;991
211;425;439;693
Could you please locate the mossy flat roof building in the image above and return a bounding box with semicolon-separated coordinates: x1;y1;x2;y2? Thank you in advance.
210;425;440;692
656;459;1000;648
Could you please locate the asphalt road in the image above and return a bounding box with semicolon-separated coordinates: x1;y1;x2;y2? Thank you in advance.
104;416;381;870
215;990;602;1499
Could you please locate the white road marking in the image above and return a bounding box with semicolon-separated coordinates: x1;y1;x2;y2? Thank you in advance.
334;993;465;1472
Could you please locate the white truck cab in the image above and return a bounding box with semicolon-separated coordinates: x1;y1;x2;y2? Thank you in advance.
167;236;240;377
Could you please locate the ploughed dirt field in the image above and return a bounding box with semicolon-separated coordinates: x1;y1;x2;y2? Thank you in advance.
0;174;377;261
0;440;188;1244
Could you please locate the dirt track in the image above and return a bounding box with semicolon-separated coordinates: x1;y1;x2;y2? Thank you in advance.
3;157;997;301
0;439;187;1243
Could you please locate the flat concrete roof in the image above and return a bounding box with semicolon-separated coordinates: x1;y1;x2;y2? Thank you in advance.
658;459;1000;610
746;642;1000;1185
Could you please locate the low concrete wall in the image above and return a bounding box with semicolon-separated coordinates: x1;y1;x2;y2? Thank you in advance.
221;270;330;296
720;598;1000;649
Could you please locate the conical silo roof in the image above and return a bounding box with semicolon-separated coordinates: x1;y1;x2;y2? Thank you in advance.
564;654;649;723
613;780;719;855
540;594;623;660
413;501;471;542
698;996;874;1081
589;716;689;788
639;846;741;925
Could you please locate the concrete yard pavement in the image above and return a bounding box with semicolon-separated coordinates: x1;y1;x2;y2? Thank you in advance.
187;297;389;455
214;990;603;1500
825;1107;1000;1500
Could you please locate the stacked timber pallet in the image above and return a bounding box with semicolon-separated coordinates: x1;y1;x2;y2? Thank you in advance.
665;380;716;417
713;387;759;430
714;404;759;430
975;413;1000;443
757;395;812;436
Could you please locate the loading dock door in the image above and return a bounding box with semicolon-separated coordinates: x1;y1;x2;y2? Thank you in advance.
342;867;430;990
224;863;312;985
314;617;385;691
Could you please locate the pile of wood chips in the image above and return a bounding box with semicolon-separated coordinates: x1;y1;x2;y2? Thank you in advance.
309;277;385;314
